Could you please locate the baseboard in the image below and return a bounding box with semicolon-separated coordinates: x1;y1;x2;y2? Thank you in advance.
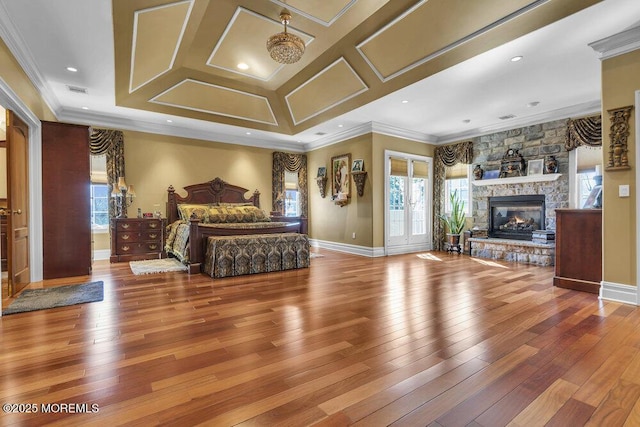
93;249;111;261
600;281;638;305
309;239;384;257
386;243;433;256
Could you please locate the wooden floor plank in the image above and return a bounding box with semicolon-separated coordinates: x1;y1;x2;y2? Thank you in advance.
1;250;639;426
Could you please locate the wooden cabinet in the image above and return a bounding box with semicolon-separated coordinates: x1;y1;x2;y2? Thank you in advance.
110;218;166;262
42;121;92;279
554;209;602;294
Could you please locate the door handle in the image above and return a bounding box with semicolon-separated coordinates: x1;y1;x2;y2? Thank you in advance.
13;209;22;214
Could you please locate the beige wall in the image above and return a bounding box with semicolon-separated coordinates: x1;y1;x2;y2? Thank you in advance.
307;132;435;249
122;130;274;218
601;49;639;287
92;231;110;252
307;134;373;246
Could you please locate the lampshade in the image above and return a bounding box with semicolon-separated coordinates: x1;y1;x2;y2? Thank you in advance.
267;8;305;64
117;177;127;191
127;185;136;197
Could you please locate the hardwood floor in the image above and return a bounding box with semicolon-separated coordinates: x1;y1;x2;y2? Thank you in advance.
1;250;639;426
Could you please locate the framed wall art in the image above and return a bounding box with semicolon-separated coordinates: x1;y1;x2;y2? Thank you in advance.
527;159;544;176
331;153;351;199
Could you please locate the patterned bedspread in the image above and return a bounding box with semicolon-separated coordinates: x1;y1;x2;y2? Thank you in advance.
199;221;290;230
203;233;310;278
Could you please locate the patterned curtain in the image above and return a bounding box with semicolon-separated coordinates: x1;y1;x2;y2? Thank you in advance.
565;115;602;151
272;152;308;218
89;129;125;218
433;141;473;251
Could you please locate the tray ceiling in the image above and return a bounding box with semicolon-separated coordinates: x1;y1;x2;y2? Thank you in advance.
113;0;599;136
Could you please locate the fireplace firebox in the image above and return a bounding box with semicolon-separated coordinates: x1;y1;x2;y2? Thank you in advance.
488;195;545;241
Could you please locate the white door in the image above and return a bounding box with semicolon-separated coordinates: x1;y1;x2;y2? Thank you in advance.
385;151;432;254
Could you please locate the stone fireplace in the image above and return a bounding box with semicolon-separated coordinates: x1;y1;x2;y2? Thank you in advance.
488;195;545;241
465;119;571;266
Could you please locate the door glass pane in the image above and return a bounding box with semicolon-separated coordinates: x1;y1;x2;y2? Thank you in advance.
389;175;405;237
411;178;426;236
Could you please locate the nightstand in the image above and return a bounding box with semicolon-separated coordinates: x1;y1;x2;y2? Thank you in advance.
110;217;166;262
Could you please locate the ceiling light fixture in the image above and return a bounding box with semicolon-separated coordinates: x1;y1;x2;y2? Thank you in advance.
266;8;305;64
401;100;409;104
510;55;523;62
66;66;78;72
237;62;249;70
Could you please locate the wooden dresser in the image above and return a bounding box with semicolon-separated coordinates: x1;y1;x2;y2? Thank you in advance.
110;218;166;262
554;209;602;294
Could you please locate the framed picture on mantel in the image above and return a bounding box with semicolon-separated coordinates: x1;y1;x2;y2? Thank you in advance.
527;159;544;176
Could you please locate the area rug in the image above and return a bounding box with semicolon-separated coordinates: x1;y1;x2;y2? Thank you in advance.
129;258;188;275
2;281;104;315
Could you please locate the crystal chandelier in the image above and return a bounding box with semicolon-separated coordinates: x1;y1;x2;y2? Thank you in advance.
266;8;305;64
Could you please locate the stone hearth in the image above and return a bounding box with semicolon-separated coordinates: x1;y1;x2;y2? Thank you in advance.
468;238;554;266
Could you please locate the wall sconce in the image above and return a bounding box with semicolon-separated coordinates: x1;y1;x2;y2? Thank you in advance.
352;171;367;197
111;176;136;218
316;175;328;198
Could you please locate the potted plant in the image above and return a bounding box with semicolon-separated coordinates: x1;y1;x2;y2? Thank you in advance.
438;190;466;253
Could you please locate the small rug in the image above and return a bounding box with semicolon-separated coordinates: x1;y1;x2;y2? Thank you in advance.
129;258;188;275
2;281;104;315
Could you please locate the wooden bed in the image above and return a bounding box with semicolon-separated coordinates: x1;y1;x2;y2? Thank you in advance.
167;177;307;274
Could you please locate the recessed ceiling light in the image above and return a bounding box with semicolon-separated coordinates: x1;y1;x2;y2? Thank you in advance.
527;101;540;107
401;100;409;104
510;56;523;62
237;62;249;70
81;106;89;110
246;132;251;135
338;124;343;128
166;119;173;123
66;66;78;72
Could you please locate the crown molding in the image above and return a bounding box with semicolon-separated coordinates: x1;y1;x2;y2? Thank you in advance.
434;100;601;145
370;121;435;143
57;107;306;153
589;24;640;60
303;121;433;152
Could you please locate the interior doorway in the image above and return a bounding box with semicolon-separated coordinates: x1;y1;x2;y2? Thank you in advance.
0;79;44;312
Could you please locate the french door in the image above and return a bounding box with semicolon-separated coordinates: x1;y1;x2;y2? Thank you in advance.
385;151;432;255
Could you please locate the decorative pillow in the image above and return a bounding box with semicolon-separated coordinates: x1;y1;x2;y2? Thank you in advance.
177;204;208;222
207;205;271;223
207;206;248;223
214;202;255;207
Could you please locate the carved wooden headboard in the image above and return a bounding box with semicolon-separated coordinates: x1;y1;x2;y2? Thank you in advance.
166;177;261;223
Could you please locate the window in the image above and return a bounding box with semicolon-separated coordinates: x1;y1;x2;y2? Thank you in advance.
444;163;471;216
575;146;602;208
91;183;109;230
284;170;299;217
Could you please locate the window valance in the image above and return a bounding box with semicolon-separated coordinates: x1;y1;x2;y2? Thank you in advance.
565;115;602;151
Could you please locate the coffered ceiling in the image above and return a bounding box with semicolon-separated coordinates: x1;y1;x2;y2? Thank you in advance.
113;0;598;135
1;0;639;150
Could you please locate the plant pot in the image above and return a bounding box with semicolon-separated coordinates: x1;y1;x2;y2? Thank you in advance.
446;233;462;254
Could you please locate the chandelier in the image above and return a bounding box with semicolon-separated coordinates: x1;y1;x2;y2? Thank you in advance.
266;8;305;64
